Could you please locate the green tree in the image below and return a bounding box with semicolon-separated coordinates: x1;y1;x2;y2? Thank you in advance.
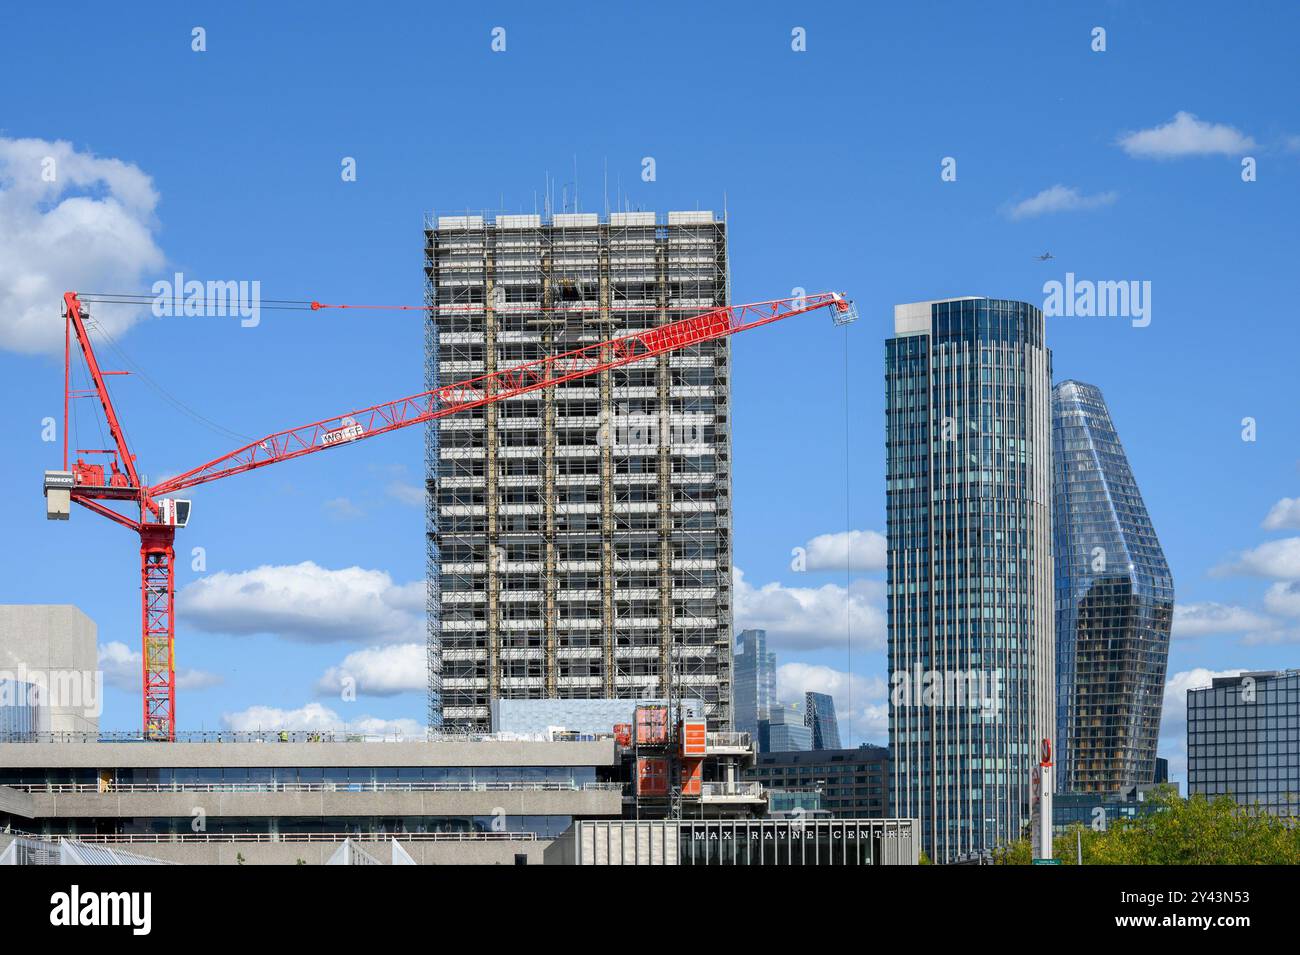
996;787;1300;864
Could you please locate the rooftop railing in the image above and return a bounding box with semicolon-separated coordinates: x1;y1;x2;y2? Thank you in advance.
9;781;624;795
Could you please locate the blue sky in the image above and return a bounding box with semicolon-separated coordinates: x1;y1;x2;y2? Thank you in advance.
1;2;1298;781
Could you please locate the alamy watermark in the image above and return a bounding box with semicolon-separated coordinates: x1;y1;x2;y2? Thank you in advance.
152;272;261;328
1043;272;1151;328
0;666;103;719
890;666;1003;719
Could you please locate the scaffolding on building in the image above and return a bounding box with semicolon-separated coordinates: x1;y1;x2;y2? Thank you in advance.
424;210;733;732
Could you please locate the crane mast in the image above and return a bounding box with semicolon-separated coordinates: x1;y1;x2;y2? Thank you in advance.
45;289;857;740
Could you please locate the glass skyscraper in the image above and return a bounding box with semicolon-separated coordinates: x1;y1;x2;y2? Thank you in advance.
1188;670;1300;817
761;703;812;752
805;691;842;750
1052;380;1173;794
734;629;776;740
886;297;1055;864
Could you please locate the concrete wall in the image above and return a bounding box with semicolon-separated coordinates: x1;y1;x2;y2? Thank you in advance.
0;605;98;734
0;784;34;819
24;787;622;819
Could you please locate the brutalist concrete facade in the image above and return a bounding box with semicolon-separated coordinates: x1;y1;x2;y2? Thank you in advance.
0;738;622;864
0;605;99;735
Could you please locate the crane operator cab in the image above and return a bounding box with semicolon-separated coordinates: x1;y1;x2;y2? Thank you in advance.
155;498;192;528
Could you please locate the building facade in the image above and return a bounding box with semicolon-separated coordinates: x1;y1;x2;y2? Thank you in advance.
425;211;733;732
1187;670;1300;818
0;680;43;740
546;817;918;865
0;735;624;864
1052;380;1173;794
734;628;776;740
0;605;98;735
886;297;1055;863
805;691;842;750
1052;784;1168;835
745;745;888;818
760;704;811;752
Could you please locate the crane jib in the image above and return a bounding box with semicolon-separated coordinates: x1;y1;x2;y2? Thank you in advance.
50;288;850;740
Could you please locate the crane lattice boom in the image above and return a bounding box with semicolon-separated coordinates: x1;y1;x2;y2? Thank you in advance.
46;289;856;739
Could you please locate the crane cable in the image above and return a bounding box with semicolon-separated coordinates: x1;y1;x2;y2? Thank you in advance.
82;317;254;444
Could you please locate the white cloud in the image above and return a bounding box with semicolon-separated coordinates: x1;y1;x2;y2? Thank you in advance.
1004;184;1117;220
317;643;426;697
0;137;165;353
776;661;888;745
386;480;424;507
1264;581;1300;617
1118;111;1257;159
1216;537;1300;579
801;529;886;572
733;567;885;651
1240;627;1300;647
1172;601;1274;638
324;496;364;520
1262;497;1300;531
177;561;424;644
98;640;223;692
221;701;421;736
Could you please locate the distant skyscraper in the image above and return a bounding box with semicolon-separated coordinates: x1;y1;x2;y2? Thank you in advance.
1053;380;1173;794
761;703;812;752
886;297;1055;864
734;629;776;740
804;691;842;750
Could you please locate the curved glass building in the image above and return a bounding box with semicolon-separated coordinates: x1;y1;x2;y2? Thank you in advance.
1052;380;1173;794
886;298;1055;863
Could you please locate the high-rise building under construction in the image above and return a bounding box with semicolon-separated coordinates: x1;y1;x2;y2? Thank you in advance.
423;210;733;732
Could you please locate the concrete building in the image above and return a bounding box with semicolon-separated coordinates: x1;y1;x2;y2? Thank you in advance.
1053;380;1173;794
425;211;733;732
0;605;98;735
734;628;776;741
804;690;842;750
1187;670;1300;817
545;817;918;865
886;298;1055;863
745;745;889;818
0;735;624;865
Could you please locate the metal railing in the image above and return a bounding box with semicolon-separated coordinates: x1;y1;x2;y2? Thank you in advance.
705;731;752;750
10;781;624;795
0;729;615;745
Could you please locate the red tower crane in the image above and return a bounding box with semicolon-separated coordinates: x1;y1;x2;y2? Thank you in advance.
44;289;857;740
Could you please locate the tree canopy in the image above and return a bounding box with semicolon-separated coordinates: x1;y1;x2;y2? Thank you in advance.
995;787;1300;865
